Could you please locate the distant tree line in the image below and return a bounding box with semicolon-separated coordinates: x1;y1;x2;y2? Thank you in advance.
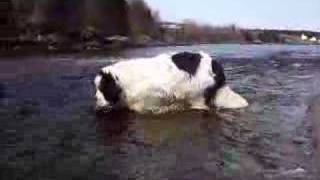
1;0;161;50
1;0;319;51
9;0;149;36
174;20;245;43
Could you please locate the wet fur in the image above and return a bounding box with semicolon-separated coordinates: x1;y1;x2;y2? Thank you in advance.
95;51;246;113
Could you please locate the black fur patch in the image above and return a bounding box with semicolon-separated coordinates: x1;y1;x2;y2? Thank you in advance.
171;52;201;76
99;71;123;105
204;59;226;106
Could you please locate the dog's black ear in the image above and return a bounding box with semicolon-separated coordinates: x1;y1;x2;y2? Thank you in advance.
204;59;226;107
98;70;105;76
211;59;226;87
98;72;122;105
171;52;201;76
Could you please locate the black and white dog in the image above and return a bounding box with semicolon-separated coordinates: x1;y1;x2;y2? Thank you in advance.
94;51;248;113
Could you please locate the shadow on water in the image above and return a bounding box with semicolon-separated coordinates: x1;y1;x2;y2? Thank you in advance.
95;109;223;145
95;109;137;146
93;109;267;179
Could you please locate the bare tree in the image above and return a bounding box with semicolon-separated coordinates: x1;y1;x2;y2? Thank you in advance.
128;0;160;39
0;0;15;37
83;0;129;36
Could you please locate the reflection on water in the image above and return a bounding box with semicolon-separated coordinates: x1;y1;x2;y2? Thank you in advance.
1;44;320;179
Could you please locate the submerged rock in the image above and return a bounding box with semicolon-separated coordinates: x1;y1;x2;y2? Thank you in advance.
280;167;306;177
292;137;308;144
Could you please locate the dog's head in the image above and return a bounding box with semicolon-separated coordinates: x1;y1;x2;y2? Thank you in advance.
94;70;123;111
200;52;248;109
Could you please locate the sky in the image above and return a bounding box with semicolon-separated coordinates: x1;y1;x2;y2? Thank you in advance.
145;0;320;31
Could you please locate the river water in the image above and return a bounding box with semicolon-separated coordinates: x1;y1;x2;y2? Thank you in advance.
1;44;320;180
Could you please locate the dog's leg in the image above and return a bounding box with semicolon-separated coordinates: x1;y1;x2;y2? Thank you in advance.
190;96;209;111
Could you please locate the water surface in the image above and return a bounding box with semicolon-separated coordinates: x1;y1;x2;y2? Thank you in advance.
1;44;320;180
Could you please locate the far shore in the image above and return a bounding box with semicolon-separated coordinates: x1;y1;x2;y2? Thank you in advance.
1;41;320;58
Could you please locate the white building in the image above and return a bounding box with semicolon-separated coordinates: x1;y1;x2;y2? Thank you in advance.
301;34;308;41
310;36;317;42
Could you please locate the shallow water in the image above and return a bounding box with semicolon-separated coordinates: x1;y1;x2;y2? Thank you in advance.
1;44;320;180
